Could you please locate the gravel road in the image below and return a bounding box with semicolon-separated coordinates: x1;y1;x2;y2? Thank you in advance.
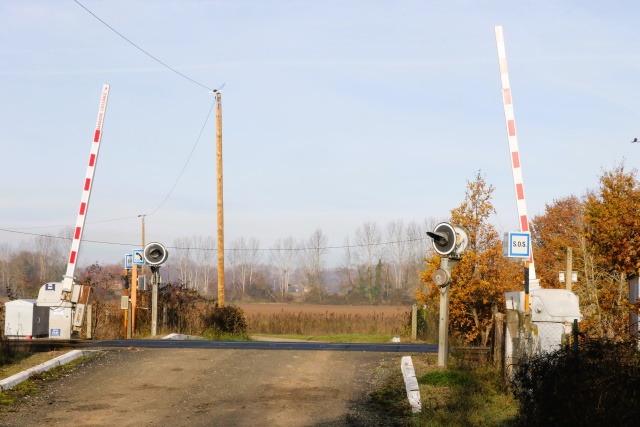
0;347;407;426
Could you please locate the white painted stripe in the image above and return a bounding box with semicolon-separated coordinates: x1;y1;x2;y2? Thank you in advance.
400;356;422;413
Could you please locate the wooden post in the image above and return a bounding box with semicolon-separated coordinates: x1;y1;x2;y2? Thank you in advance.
566;247;573;292
163;304;168;330
126;299;132;339
86;304;92;339
131;266;138;335
140;215;146;276
216;91;225;307
123;274;128;339
411;304;417;341
493;312;504;368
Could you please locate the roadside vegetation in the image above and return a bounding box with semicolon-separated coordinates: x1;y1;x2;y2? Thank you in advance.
410;355;516;427
0;355;91;410
510;337;640;427
367;353;517;427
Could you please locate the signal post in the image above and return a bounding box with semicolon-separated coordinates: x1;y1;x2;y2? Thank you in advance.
426;223;469;368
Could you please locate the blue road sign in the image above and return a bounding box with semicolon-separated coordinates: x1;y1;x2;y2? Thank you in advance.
133;249;145;265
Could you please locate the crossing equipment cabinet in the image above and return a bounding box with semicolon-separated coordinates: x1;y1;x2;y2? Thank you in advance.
3;299;49;339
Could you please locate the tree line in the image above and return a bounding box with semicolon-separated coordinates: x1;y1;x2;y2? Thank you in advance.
5;161;639;338
0;218;439;305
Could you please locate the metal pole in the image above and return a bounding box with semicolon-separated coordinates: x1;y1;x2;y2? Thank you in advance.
151;267;158;336
216;92;225;307
438;283;450;367
524;261;530;312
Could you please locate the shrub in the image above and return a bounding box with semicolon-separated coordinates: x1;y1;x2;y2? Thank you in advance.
202;305;248;339
511;338;640;426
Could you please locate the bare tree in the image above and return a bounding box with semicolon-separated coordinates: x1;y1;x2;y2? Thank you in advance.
173;237;194;288
299;229;328;301
247;237;263;293
195;235;216;294
354;221;384;302
0;243;16;299
341;236;357;294
225;238;242;297
226;237;262;299
385;220;406;291
269;237;298;301
34;233;65;283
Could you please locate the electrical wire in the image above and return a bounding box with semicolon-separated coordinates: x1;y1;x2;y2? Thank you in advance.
147;97;217;216
0;227;430;252
4;216;140;230
3;94;217;231
73;0;215;92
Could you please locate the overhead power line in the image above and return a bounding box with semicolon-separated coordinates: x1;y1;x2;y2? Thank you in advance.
6;89;217;230
73;0;216;92
147;97;217;216
0;227;430;252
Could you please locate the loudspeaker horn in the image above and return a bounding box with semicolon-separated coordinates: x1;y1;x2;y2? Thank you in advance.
143;242;169;266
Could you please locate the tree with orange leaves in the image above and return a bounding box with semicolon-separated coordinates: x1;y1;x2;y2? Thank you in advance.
531;195;585;289
583;162;640;338
417;171;521;345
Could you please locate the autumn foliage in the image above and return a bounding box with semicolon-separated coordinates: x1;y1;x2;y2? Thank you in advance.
417;172;522;345
418;163;640;345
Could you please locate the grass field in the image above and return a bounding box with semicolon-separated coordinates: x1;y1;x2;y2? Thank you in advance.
238;304;411;337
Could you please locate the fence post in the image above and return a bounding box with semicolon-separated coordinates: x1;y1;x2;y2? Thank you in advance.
411;304;417;341
494;312;504;369
573;319;579;357
86;304;92;340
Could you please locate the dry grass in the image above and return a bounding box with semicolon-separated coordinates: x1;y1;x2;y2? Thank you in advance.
0;351;62;380
239;304;410;336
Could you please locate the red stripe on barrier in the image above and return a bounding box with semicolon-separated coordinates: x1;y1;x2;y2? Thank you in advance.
503;88;512;105
94;130;100;142
79;202;86;215
69;251;77;264
84;178;91;191
511;151;520;168
520;215;529;232
508;120;516;136
516;183;524;200
89;154;96;167
74;227;81;239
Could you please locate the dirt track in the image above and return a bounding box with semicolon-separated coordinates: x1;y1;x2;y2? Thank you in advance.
0;347;406;426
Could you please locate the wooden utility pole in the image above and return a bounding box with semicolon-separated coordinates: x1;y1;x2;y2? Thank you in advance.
216;91;225;307
566;247;573;292
140;215;146;276
131;265;138;334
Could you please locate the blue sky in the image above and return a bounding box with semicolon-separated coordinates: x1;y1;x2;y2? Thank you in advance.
1;0;639;267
